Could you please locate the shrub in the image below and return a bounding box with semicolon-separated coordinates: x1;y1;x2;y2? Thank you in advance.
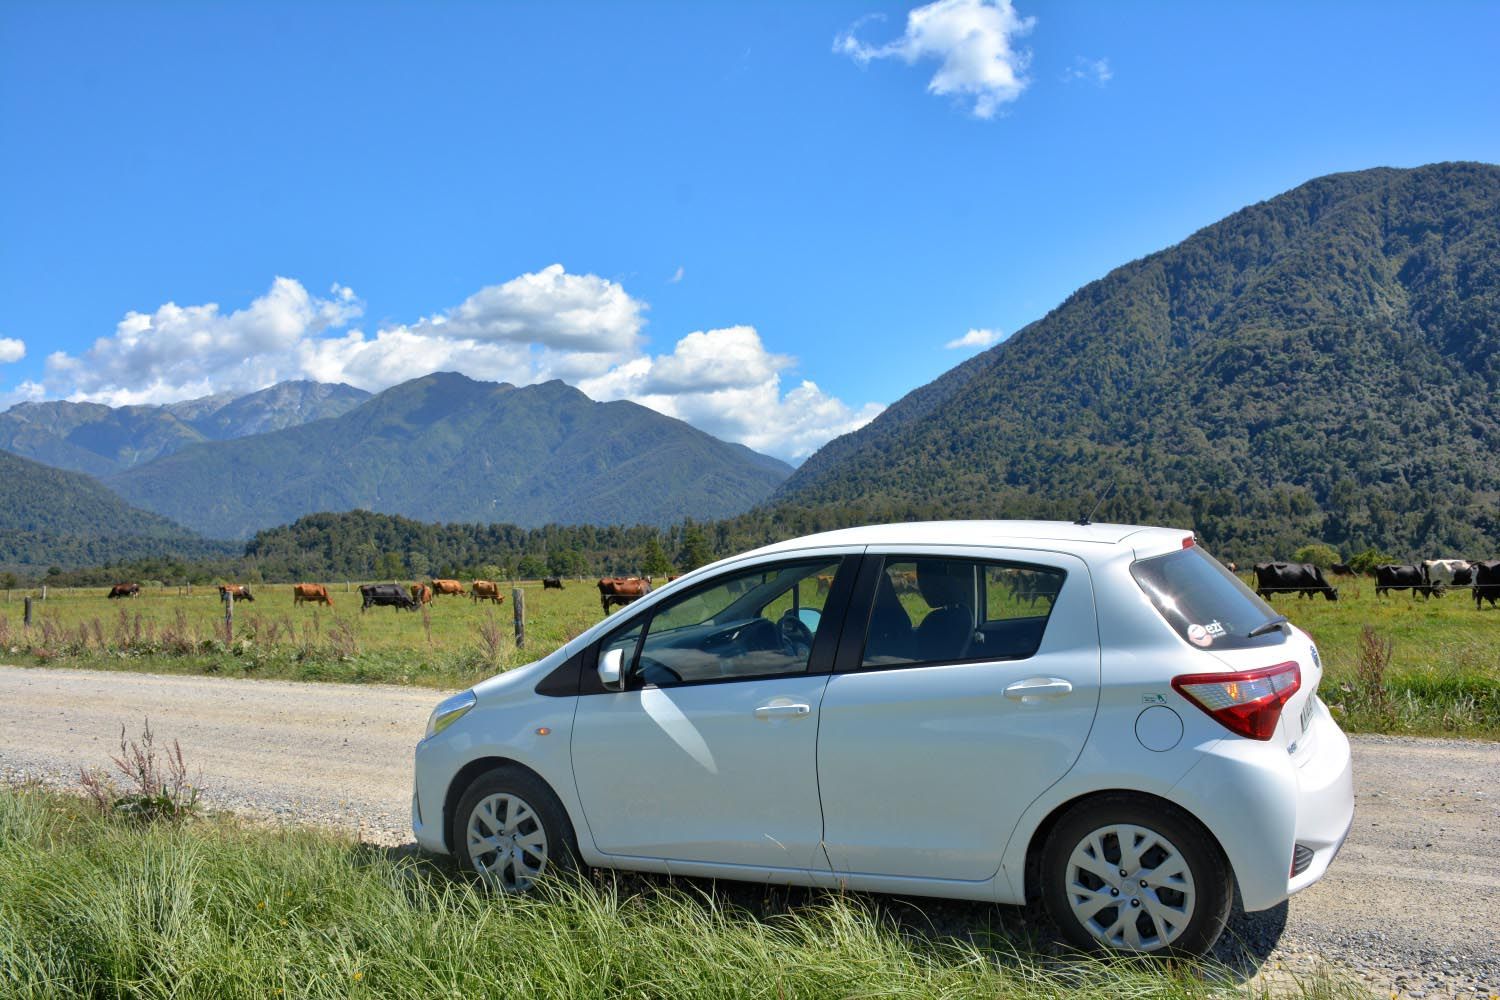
1291;543;1340;568
78;719;200;824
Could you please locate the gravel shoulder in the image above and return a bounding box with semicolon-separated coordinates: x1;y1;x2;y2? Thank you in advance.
1;665;1495;998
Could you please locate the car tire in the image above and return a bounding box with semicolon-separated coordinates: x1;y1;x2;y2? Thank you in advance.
454;767;578;892
1041;794;1232;956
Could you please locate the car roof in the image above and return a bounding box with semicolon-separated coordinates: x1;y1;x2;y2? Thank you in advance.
742;520;1190;559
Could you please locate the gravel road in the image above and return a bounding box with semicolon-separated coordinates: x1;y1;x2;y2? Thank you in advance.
1;665;1495;997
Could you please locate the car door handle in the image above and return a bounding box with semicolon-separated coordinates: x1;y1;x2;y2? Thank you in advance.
754;703;811;719
1004;677;1073;700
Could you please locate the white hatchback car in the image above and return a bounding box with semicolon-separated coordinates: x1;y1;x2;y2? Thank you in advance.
412;521;1354;955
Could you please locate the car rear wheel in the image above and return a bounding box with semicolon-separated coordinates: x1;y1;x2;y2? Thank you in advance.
455;768;577;892
1042;795;1232;956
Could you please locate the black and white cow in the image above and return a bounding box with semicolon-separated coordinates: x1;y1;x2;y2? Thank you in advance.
1253;563;1339;601
359;583;418;612
1375;564;1431;599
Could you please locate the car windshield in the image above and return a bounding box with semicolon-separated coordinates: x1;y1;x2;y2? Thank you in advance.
1131;546;1285;651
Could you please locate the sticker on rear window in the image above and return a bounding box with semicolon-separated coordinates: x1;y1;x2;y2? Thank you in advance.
1186;623;1212;647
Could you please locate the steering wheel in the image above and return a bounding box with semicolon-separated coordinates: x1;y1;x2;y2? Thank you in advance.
636;656;683;687
778;610;815;651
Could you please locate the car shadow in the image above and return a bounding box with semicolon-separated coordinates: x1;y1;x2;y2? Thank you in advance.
373;842;1286;984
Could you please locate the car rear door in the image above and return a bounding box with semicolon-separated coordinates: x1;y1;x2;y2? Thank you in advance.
816;546;1101;883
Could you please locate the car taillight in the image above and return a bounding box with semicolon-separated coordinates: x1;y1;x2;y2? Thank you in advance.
1171;661;1301;741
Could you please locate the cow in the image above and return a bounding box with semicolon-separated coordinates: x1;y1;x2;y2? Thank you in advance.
542;577;564;590
1253;563;1339;601
293;583;333;607
409;583;432;605
471;580;505;605
1226;562;1239;574
1422;559;1472;594
218;584;254;603
430;579;466;597
106;582;141;599
1472;560;1500;610
1330;563;1355;577
360;583;418;612
1374;564;1431;599
815;574;834;595
598;576;651;614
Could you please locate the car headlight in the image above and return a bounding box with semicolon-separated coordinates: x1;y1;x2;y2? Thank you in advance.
425;690;477;739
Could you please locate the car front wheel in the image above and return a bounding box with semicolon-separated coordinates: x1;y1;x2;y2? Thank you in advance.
1042;795;1232;956
455;767;577;892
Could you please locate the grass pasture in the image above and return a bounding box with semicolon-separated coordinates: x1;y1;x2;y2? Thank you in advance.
0;573;1495;738
0;580;607;689
0;786;1370;1000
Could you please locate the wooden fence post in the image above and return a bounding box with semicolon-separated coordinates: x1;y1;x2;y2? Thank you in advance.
224;591;233;645
40;585;47;601
513;588;525;649
24;597;33;629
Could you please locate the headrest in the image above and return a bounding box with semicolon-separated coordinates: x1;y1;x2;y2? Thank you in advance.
915;560;971;609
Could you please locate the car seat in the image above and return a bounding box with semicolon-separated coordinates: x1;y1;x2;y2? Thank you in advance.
913;560;976;662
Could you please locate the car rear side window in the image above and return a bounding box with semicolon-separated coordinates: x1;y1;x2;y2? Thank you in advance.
1131;546;1284;651
860;558;1065;668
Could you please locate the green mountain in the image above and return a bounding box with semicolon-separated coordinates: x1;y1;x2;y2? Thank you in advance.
105;372;794;539
0;450;234;573
776;162;1500;560
0;381;370;476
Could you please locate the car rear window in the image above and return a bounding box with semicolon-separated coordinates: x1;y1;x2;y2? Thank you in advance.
1130;546;1285;651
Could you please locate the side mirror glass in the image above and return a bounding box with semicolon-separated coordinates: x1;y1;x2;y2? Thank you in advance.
598;646;625;690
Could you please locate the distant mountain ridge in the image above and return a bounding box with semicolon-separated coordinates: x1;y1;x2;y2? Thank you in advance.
0;449;233;573
105;372;794;538
777;162;1500;559
0;380;370;476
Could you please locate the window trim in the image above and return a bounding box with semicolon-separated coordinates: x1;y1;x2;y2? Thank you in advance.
834;553;1067;675
580;554;861;694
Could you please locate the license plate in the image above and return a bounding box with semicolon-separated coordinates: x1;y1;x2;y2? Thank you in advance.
1299;696;1316;733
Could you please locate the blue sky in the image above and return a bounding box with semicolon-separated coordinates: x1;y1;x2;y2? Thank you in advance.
2;0;1498;461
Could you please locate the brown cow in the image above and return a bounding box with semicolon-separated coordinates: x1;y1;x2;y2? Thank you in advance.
293;583;333;607
598;576;651;613
410;583;432;605
430;579;466;597
470;580;505;604
218;584;254;602
107;582;141;599
815;574;834;595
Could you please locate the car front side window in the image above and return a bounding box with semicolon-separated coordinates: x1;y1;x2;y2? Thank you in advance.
610;559;843;687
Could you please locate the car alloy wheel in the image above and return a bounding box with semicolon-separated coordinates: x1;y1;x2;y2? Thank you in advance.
465;792;549;892
1063;822;1197;951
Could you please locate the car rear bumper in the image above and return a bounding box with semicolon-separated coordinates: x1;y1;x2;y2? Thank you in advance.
1168;699;1354;912
1285;700;1354;896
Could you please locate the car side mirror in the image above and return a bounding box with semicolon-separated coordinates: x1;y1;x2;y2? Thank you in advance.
598;647;626;690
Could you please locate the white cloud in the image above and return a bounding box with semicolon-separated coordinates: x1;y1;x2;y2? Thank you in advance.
579;325;883;462
945;327;1007;350
0;338;24;364
414;263;645;353
669;265;685;284
1063;56;1111;85
33;271;881;463
835;0;1035;118
43;277;363;405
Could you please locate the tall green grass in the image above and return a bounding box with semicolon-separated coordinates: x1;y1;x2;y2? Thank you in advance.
0;789;1367;999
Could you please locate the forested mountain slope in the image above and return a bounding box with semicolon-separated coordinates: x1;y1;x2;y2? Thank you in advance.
107;373;793;538
778;162;1500;559
0;450;233;572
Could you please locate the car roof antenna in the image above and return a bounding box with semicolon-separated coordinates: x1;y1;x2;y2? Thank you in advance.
1075;481;1117;527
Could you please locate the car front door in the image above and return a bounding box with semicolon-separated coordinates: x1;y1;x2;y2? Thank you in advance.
816;547;1100;882
570;552;858;872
